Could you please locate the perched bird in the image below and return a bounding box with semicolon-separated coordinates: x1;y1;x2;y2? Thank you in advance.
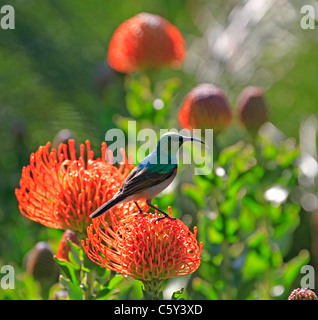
90;132;204;221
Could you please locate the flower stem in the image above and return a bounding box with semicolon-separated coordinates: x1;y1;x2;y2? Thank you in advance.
83;270;96;300
142;279;164;300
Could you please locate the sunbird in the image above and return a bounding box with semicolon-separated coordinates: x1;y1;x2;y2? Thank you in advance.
89;132;204;221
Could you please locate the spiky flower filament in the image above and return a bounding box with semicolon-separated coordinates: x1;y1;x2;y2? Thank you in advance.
15;140;136;234
83;209;203;281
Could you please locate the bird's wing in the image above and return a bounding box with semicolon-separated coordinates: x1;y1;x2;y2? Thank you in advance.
117;163;177;197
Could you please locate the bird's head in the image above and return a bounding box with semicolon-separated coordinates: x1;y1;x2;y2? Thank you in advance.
157;132;204;156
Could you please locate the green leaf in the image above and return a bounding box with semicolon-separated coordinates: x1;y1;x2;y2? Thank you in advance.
219;141;245;167
212;253;223;266
219;198;237;216
191;277;219;300
125;74;153;118
54;257;80;286
225;218;239;238
238;207;255;232
158;77;181;104
171;287;184;300
262;143;278;160
247;228;267;248
208;224;224;245
194;174;213;195
271;244;283;268
269;205;282;222
226;179;243;199
242;196;264;218
67;240;83;271
282;250;310;288
126;93;143;118
276;146;299;167
182;183;205;209
243;250;270;280
60;275;83;300
94;287;111;300
273;204;300;240
107;275;123;291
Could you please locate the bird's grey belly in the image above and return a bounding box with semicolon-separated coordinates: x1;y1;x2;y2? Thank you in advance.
124;172;176;202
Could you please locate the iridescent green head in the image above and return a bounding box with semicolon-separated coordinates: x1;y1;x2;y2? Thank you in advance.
156;132;204;156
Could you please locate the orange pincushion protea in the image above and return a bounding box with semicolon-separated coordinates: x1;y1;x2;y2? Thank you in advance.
15;140;136;235
178;84;233;133
82;209;203;285
108;13;186;73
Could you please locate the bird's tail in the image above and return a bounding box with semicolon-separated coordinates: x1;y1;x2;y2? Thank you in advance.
89;194;125;219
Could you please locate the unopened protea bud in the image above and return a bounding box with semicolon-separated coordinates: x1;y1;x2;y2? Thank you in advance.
288;288;318;300
178;84;233;133
52;129;76;150
107;13;186;73
25;241;60;296
56;229;80;261
237;86;269;134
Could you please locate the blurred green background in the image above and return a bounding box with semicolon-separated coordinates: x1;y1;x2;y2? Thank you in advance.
0;0;318;299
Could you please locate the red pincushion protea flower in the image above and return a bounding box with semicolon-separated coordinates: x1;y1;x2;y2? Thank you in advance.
108;13;186;73
82;208;202;299
237;86;269;133
178;84;233;133
288;288;318;300
15;140;136;236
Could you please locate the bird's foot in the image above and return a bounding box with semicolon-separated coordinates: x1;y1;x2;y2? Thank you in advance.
156;213;176;222
147;203;176;222
134;202;143;215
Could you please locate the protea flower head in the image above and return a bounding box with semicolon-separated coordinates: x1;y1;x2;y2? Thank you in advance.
15;140;136;237
288;288;318;300
82;208;203;299
237;86;269;134
178;83;233;133
56;229;80;261
107;12;186;73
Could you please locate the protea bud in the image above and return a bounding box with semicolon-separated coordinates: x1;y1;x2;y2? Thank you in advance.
56;229;80;261
237;86;269;134
52;129;76;150
288;288;318;300
25;241;60;297
178;83;233;133
107;13;186;73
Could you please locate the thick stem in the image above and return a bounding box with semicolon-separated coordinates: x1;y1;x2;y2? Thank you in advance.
84;270;96;300
142;279;164;300
82;251;97;300
220;213;233;300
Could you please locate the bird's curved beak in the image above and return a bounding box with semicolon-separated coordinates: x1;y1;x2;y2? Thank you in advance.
190;137;205;145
